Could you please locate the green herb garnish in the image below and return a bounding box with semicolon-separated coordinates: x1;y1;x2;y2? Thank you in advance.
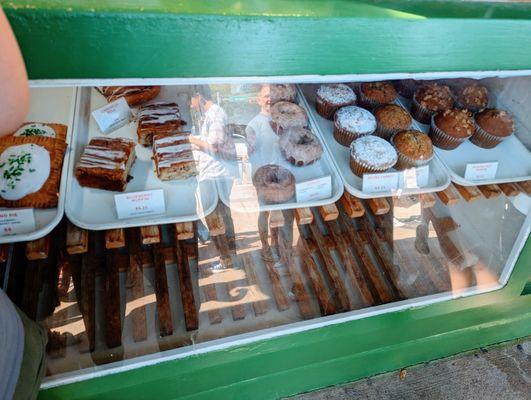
2;152;33;190
19;128;48;136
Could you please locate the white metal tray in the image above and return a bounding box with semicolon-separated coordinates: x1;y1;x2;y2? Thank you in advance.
65;86;218;230
0;87;77;244
299;84;451;199
216;90;344;212
398;98;531;187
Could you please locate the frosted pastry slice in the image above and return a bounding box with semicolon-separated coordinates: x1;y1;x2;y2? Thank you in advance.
152;133;197;180
96;86;161;106
75;137;136;192
137;102;186;146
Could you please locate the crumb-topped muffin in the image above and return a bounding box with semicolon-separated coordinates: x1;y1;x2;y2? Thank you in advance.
391;130;433;170
373;104;412;140
430;108;474;150
333;106;376;147
315;84;357;120
412;84;454;124
358;81;397;109
471;108;514;148
349;136;397;177
455;84;489;113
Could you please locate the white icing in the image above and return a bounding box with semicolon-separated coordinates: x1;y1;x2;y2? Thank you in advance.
279;128;323;164
0;144;50;200
350;136;397;167
317;84;356;105
153;136;195;171
138;102;181;125
78;138;133;170
14;123;56;138
335;106;376;134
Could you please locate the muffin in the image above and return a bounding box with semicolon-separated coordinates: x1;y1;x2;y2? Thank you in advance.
391;130;434;170
455;84;489;113
430;108;474;150
358;81;398;109
333;106;376;147
393;79;418;99
349;136;397;177
315;84;357;120
411;84;454;124
373;104;412;140
471;108;514;149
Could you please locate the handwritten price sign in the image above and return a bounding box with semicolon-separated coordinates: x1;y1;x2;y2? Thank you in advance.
114;189;166;219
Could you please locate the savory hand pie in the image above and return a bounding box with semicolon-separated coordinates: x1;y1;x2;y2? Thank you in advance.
14;122;67;142
153;133;197;180
0;136;67;208
137;102;186;146
96;86;161;106
75;136;136;192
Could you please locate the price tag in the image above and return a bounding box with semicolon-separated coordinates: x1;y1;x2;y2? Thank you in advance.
0;208;36;236
296;175;332;203
362;172;399;193
400;165;430;189
114;189;165;219
464;162;498;181
92;97;132;134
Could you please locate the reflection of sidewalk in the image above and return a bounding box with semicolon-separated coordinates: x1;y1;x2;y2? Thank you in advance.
286;339;531;400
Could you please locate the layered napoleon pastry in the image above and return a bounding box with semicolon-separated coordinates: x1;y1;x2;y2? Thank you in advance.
137;102;186;146
152;133;197;180
75;137;136;192
97;86;161;106
0;135;67;208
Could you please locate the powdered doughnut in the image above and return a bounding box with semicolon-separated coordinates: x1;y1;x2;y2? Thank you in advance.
279;127;323;166
270;101;308;135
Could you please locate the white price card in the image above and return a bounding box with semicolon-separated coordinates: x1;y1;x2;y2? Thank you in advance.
114;189;165;219
0;208;36;236
464;162;498;181
296;175;332;203
92;97;132;134
362;172;399;193
400;165;430;189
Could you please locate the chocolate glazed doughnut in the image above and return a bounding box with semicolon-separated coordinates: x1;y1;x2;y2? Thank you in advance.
253;164;296;204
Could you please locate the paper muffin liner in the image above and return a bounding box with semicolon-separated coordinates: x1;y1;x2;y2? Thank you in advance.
357;90;381;110
429;116;471;150
333;124;371;147
411;96;435;125
395;80;416;99
470;118;512;149
374;122;404;141
349;155;393;178
390;133;434;170
316;97;342;120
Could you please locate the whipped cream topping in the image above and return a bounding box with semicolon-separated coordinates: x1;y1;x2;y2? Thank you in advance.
14;123;56;138
335;106;376;134
350;136;397;168
0;144;50;200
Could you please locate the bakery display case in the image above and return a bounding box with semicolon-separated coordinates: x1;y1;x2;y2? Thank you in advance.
1;1;531;399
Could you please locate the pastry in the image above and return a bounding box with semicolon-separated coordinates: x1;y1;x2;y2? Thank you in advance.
315;84;357;120
253;164;295;204
391;130;433;170
0;136;66;208
430;108;474;150
270;84;297;104
75;137;136;192
393;79;421;99
137;102;186;146
270;101;308;135
333;106;376;147
14;122;67;142
373;104;412;140
97;86;161;106
471;108;514;149
349;136;397;177
279;127;323;166
411;84;454;124
152;133;197;180
455;84;489;113
358;81;397;109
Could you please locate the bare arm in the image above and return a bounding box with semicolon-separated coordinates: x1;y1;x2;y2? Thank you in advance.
0;8;29;136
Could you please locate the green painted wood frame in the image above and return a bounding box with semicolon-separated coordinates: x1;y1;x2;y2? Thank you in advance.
1;1;530;398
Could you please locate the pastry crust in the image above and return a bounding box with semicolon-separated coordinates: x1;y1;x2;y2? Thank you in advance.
0;136;66;208
137;102;186;146
75;137;136;192
97;86;161;106
13;122;67;142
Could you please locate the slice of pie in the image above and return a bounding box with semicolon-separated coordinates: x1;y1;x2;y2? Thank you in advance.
75;137;136;192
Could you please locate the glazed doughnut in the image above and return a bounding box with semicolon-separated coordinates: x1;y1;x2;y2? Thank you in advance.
279;127;323;166
270;101;308;135
270;84;297;104
253;164;296;204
